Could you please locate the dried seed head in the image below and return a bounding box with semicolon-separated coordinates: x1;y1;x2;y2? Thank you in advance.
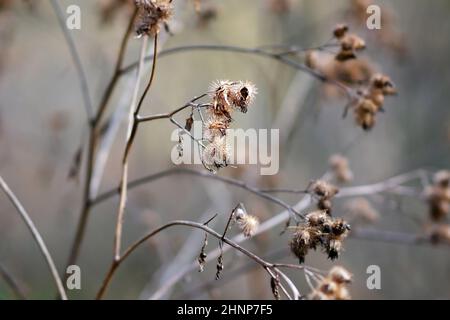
135;0;173;37
329;154;353;183
306;210;329;227
203;116;229;141
308;266;352;300
202;135;231;172
236;214;259;237
333;23;349;39
433;170;450;188
327;238;343;260
310;180;339;199
328;266;353;284
429;224;450;245
229;81;258;113
345;198;379;224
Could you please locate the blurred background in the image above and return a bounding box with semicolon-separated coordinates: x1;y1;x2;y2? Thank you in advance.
0;0;450;299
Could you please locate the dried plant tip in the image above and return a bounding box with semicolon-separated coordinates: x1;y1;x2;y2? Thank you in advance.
429;224;450;245
308;266;352;300
326;239;343;260
333;24;349;39
197;233;208;272
345;198;379;224
328;266;353;284
135;0;173;37
329;154;353;183
270;275;281;300
215;254;224;280
310;180;339;199
202;135;231;172
236;214;259;237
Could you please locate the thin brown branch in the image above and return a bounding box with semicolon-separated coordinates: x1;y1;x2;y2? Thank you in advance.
92;168;302;219
49;0;94;121
0;175;68;300
120;44;355;99
96;220;302;299
64;8;138;279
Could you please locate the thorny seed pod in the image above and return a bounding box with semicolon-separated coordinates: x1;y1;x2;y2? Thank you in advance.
306;210;329;227
233;205;259;238
333;23;349;39
328;266;353;284
308;266;352;300
228;81;258;113
326;238;343;260
202;135;231;172
135;0;173;37
202;80;257;173
310;180;339;199
425;170;450;222
329;154;353;183
429;224;450;245
290;212;349;263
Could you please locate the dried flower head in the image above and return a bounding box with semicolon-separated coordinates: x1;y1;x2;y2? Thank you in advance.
333;25;366;61
202;80;257;173
309;180;339;214
429;224;450;245
308;266;352;300
344;198;379;224
135;0;173;37
329;266;353;284
202;135;231;172
290;212;350;263
233;206;259;238
329;154;353;183
425;171;450;222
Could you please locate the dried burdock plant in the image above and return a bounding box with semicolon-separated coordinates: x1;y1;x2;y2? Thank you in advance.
329;154;353;184
135;0;173;37
351;73;397;130
308;180;339;214
344;198;379;225
290;210;350;263
308;266;352;300
333;24;366;61
234;207;260;238
202;80;257;172
424;170;450;222
429;224;450;245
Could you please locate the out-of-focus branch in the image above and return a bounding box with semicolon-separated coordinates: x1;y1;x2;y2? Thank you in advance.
120;44;355;100
49;0;94;121
92;168;303;219
96;220;307;299
0;263;26;300
0;175;67;300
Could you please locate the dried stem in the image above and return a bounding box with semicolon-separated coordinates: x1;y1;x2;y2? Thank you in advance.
96;220;304;299
120;44;355;99
63;9;137;278
0;175;68;300
49;0;94;121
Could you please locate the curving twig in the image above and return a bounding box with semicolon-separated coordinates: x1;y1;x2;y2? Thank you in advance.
0;175;68;300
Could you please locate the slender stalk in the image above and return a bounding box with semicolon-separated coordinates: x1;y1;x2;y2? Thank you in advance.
113;35;154;261
0;175;68;300
64;10;137;275
49;0;94;121
96;220;302;299
120;44;355;99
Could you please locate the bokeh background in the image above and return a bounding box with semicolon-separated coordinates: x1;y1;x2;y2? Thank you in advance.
0;0;450;299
